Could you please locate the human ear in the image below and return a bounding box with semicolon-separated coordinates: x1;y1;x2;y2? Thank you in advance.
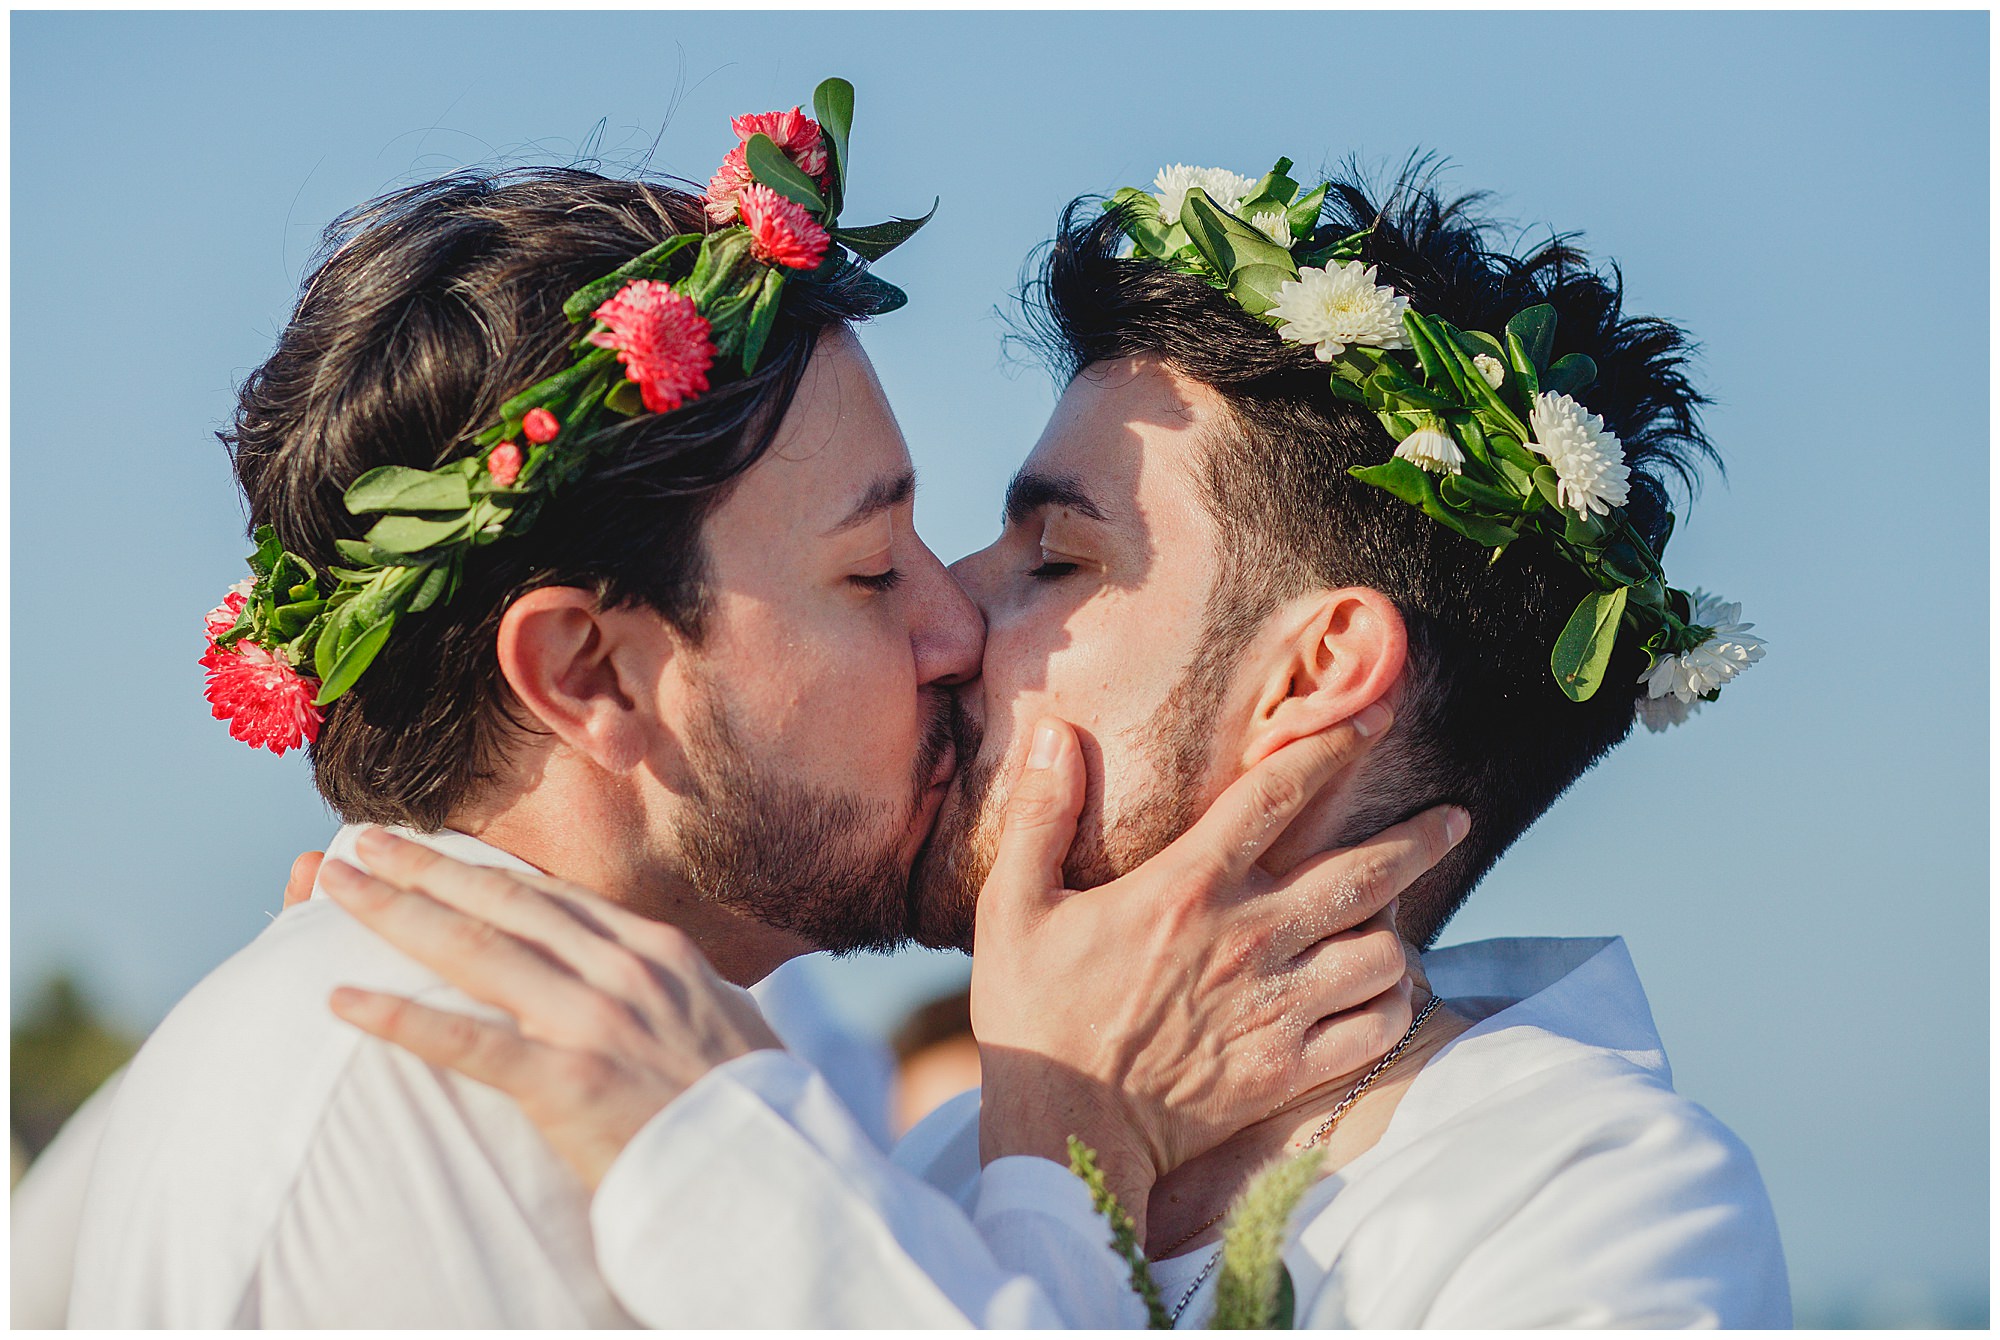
494;588;666;773
1240;587;1407;771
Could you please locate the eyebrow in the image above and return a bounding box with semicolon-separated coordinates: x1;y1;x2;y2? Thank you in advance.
823;468;916;537
1003;469;1108;527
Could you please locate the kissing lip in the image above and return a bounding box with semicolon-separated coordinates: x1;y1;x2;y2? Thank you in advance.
926;735;958;792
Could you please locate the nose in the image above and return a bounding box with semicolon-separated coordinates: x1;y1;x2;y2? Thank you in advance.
912;540;985;689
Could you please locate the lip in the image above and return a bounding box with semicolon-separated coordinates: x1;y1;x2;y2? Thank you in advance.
925;735;958;792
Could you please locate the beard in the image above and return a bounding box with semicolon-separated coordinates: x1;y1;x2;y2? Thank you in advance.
908;662;1220;952
676;677;956;956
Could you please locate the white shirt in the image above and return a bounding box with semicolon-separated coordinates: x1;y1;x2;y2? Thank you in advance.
61;824;1131;1328
892;936;1794;1328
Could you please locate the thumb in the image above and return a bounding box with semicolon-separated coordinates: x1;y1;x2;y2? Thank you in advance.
980;719;1086;926
284;850;326;910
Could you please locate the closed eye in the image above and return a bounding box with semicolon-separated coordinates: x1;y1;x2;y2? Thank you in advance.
1028;561;1079;579
851;569;904;593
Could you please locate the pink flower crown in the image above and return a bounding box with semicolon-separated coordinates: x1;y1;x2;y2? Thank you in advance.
204;77;933;754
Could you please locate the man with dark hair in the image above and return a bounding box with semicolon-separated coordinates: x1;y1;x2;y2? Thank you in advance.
59;128;1450;1327
329;161;1785;1327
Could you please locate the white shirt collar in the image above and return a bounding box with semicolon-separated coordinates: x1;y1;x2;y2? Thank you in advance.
307;823;542;902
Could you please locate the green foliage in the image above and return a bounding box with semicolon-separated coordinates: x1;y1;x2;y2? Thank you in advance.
11;973;137;1164
1207;1146;1327;1328
1067;1138;1170;1329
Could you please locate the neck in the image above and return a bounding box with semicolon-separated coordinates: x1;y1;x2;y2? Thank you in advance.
444;768;813;988
1143;980;1472;1260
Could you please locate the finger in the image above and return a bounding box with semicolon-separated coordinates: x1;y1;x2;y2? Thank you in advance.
1264;803;1469;952
284;851;325;910
320;859;626;1047
330;986;566;1100
1283;905;1407;1016
979;718;1087;925
352;829;662;992
1299;972;1416;1081
1164;701;1394;886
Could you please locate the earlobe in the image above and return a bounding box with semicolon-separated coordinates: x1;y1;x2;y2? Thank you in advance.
1243;588;1408;769
495;589;656;772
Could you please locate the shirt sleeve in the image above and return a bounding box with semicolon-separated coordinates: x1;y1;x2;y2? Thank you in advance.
591;1050;1147;1328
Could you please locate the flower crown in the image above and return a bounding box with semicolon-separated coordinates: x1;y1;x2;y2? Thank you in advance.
1109;163;1764;731
203;78;933;755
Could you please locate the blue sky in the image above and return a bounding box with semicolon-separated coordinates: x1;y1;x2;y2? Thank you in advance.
10;11;1988;1324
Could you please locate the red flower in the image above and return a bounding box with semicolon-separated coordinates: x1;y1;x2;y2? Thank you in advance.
737;183;831;271
521;408;560;444
588;281;715;414
204;589;248;641
204;640;323;755
729;107;829;180
487;441;523;488
703;106;830;225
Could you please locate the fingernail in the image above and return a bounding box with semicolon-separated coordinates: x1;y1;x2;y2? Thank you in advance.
1445;808;1471;845
1028;721;1061;770
1352;702;1393;737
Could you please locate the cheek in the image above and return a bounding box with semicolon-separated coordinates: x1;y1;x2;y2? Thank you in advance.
702;595;923;782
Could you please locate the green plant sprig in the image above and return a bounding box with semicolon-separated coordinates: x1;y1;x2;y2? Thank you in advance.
1066;1137;1171;1329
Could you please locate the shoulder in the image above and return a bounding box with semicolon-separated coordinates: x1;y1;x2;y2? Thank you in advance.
70;902;574;1325
1296;1015;1789;1327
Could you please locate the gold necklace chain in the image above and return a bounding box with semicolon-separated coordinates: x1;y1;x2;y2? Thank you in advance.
1159;995;1444;1326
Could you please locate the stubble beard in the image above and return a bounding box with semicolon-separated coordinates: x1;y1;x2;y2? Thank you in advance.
907;674;1217;952
677;678;956;956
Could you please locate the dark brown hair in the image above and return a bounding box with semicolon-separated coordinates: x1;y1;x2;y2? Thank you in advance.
1021;163;1717;945
226;167;883;828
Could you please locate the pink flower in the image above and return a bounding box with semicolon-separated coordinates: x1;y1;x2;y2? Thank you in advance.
204;589;248;642
737;183;831;270
730;107;829;179
487;441;523;488
521;408;560;444
204;640;323;755
587;280;715;414
703;106;830;225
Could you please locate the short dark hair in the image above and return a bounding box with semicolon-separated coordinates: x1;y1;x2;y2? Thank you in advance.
226;167;883;829
1022;161;1717;945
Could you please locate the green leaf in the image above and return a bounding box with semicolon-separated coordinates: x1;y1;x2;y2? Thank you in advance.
831;199;937;262
1324;370;1369;405
1542;352;1597;397
343;466;472;515
1488;432;1539;475
1456;327;1507;364
604;377;645;416
812;77;854;220
1531;464;1566;512
744;132;826;213
1504;328;1542;402
1551;586;1629;702
1229;262;1298;316
1237;158;1299;215
1273;1266;1297;1331
406;562;453;615
1183;190;1297;276
560;234;701;324
740;268;785;374
1285;183;1327;240
1442;473;1527;513
499;346;617;421
363;513;471;554
313;612;398;705
1351;457;1436;507
1505;304;1558;374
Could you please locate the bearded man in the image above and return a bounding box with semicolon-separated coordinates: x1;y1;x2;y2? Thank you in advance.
329;162;1788;1327
57;92;1453;1329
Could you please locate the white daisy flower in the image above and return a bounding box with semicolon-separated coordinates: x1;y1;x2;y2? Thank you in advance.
1474;353;1506;389
1152;164;1259;225
1268;261;1412;361
1395;423;1466;475
1526;391;1631;518
1638;590;1767;704
1249;207;1293;247
1636;691;1702;733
